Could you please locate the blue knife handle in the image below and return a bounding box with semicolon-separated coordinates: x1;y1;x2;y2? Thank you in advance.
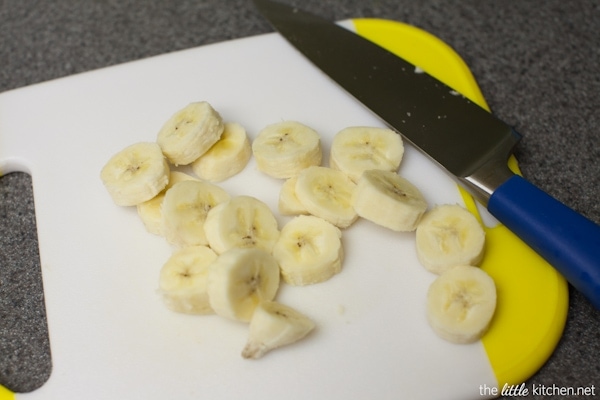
488;174;600;309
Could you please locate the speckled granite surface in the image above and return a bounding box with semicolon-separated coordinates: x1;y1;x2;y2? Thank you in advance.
1;0;598;398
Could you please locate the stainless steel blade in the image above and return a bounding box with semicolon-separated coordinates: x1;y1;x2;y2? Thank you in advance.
253;0;521;204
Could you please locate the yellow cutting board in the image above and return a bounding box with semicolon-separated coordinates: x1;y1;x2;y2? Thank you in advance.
0;19;567;400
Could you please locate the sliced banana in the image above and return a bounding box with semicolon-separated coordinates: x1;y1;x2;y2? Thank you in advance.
191;122;252;182
158;245;218;315
330;126;404;182
242;301;315;359
272;215;343;286
204;195;280;254
251;121;322;179
295;166;358;228
156;101;224;166
161;180;231;248
137;171;198;235
278;176;308;216
208;247;280;322
352;169;428;232
100;142;170;206
415;204;486;274
426;265;497;344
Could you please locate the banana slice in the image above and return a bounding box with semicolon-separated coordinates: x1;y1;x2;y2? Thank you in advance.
426;265;497;344
251;121;322;179
207;247;280;322
158;245;218;315
352;169;428;232
100;142;170;206
272;215;343;286
415;204;486;274
278;176;308;216
156;101;224;166
295;166;358;228
204;195;280;254
191;122;252;182
161;180;231;248
137;171;198;235
242;301;315;359
329;126;404;182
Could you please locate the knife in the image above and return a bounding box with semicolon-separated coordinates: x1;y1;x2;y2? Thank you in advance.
253;0;600;309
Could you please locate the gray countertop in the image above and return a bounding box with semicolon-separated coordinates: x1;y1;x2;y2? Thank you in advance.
1;0;599;398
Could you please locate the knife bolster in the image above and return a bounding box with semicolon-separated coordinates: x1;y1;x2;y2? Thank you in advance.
460;125;521;206
461;160;515;206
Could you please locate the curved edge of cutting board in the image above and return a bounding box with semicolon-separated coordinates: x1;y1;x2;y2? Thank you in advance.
0;385;14;400
352;18;569;388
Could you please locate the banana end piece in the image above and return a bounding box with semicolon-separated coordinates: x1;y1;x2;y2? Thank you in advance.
241;301;316;359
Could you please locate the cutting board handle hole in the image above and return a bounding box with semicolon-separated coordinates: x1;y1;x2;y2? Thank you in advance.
0;172;52;393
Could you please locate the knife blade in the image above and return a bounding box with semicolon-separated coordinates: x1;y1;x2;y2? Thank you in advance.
253;0;600;309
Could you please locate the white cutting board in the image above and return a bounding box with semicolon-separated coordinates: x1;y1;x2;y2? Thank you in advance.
0;20;566;400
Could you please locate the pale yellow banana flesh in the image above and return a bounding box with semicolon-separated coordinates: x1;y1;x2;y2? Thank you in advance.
415;204;486;274
426;265;497;344
204;195;280;254
191;122;252;182
352;169;428;232
100;141;170;206
272;215;343;285
161;180;231;248
136;171;199;235
295;166;358;228
157;101;224;166
158;245;218;315
278;176;309;216
207;247;280;322
242;301;315;359
252;121;322;179
329;126;404;182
